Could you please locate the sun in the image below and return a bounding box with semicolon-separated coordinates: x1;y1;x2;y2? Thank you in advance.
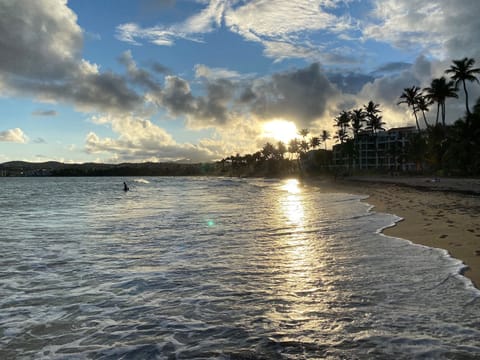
262;119;298;144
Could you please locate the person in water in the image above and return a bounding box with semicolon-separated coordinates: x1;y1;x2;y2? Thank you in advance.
123;182;129;191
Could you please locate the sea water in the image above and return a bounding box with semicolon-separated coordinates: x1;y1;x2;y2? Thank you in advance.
0;177;479;359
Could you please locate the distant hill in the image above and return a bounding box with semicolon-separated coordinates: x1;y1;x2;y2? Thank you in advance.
0;161;219;177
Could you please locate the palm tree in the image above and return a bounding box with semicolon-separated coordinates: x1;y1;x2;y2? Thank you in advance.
424;77;458;127
364;101;385;168
309;136;321;149
364;101;385;134
261;142;275;160
288;138;300;159
335;111;350;133
398;86;422;131
416;94;432;128
334;128;349;144
299;128;310;140
350;108;365;137
445;57;480;117
321;130;330;150
276;141;287;160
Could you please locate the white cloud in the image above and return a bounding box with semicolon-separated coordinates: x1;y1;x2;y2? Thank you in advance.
363;0;480;60
0;128;28;143
85;113;219;162
194;64;243;80
116;0;225;47
116;0;356;62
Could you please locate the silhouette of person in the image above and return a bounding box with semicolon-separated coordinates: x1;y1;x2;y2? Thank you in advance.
123;182;129;192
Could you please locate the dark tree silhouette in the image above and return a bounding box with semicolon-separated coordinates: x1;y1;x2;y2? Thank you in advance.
364;101;385;134
445;57;480;118
350;108;365;137
398;86;422;131
424;77;458;126
321;130;330;150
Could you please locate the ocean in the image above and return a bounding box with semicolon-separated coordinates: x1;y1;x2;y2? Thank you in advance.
1;177;479;359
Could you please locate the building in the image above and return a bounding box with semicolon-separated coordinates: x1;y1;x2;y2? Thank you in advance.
333;126;417;172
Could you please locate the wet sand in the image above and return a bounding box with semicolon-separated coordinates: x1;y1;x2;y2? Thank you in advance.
309;176;480;288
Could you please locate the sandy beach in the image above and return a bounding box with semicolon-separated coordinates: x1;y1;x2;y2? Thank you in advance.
310;176;480;288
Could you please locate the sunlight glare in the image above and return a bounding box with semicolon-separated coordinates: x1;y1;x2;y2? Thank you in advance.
282;179;301;194
262;119;298;144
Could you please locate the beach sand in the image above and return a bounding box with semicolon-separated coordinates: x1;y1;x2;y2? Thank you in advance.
309;176;480;288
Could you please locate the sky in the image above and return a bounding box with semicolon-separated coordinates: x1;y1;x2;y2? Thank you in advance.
1;0;480;164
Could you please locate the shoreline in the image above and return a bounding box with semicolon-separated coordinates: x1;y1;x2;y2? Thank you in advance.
306;176;480;288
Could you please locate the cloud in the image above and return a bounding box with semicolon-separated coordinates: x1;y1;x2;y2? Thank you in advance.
328;72;375;94
245;63;339;127
118;50;162;92
0;128;28;143
194;64;243;80
85;114;218;162
32;110;58;117
116;0;357;62
151;62;171;75
155;63;341;131
158;74;235;127
0;0;82;80
0;0;142;114
224;0;353;55
33;137;47;144
373;62;412;74
116;0;224;46
363;0;480;60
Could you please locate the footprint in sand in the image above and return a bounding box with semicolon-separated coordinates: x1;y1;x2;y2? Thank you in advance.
467;229;475;233
439;234;448;239
475;250;480;256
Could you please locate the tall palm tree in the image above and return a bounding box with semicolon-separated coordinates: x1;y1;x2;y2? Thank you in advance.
364;101;385;134
335;111;351;132
445;57;480;117
416;94;432;128
398;86;422;131
424;77;458;127
364;101;385;168
321;130;330;150
350;108;365;137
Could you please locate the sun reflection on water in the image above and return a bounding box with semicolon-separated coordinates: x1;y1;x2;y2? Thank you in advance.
263;179;330;336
